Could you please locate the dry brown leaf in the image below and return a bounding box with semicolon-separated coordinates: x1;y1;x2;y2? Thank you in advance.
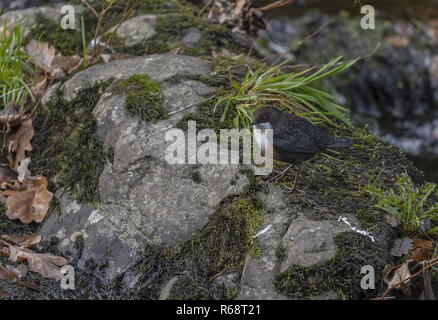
0;104;26;125
3;243;68;280
207;0;266;35
30;75;48;98
411;239;433;262
25;40;55;73
168;47;185;54
3;176;53;224
6;119;34;171
384;262;412;295
412;239;433;249
412;248;433;262
1;234;41;248
0;262;40;291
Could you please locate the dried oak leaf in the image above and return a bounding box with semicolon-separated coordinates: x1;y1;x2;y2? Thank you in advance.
411;239;433;262
4;243;68;280
25;40;55;74
0;104;26;125
390;237;412;257
6;119;34;171
0;262;40;291
3;176;53;224
384;262;412;295
1;234;41;248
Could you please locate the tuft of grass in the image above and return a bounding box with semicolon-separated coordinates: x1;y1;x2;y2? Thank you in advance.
214;56;357;129
0;19;32;109
364;173;438;234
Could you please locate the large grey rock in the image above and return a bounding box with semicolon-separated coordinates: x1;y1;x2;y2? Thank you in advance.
50;54;212;101
39;54;250;281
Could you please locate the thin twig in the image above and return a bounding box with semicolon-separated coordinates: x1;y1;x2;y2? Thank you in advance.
168;96;215;116
376;257;438;300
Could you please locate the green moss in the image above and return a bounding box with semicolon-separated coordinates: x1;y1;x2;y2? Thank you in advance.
168;277;219;300
125;190;263;300
119;12;247;57
26;14;87;56
178;197;263;276
30;80;113;204
114;75;167;123
275;231;391;299
0;206;7;233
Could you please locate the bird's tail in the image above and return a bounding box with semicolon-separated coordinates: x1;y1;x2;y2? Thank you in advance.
327;138;352;149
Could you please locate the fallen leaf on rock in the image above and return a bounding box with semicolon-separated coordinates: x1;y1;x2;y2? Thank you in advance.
2;241;68;280
383;262;412;295
25;40;55;74
6;119;34;171
390;237;412;257
0;262;40;291
3;176;53;224
1;234;41;248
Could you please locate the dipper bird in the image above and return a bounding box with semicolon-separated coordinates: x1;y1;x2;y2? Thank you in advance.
251;107;352;192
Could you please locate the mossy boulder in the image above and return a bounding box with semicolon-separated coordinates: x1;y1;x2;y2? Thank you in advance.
1;2;434;301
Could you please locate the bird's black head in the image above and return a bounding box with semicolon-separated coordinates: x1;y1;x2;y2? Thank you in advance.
251;107;283;128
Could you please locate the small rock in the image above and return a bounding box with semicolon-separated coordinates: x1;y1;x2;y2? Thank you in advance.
182;27;202;48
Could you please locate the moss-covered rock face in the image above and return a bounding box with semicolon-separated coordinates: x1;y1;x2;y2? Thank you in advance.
30;80;113;203
23;0;249;58
114;75;168;123
122;193;263;300
275;232;391;299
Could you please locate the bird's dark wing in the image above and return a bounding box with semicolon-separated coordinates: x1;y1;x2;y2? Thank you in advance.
273;126;323;154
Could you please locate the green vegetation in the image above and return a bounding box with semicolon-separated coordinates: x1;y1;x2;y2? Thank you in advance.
214;56;357;129
30;80;113;204
364;173;438;234
114;75;167;123
0;19;31;109
29;14;89;56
